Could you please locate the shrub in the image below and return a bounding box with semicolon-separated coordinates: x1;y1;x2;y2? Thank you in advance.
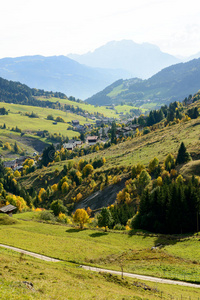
50;200;67;216
113;224;126;230
40;211;55;221
55;116;65;123
143;127;151;135
57;212;69;223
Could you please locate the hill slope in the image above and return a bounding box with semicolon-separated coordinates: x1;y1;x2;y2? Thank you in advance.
86;58;200;106
68;40;180;79
0;55;131;99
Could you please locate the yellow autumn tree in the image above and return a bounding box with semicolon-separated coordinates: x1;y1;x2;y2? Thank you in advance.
14;170;21;177
73;209;89;229
156;176;163;186
61;181;69;194
52;184;58;192
86;207;92;217
82;164;94;178
38;188;47;202
23;159;34;168
6;194;28;212
3;142;12;151
76;192;83;202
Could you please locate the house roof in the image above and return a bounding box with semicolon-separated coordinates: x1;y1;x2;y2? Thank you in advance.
87;136;98;140
0;204;17;213
63;143;74;149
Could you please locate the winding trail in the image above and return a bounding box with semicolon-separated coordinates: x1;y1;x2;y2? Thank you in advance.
0;244;60;262
80;265;200;289
1;243;200;288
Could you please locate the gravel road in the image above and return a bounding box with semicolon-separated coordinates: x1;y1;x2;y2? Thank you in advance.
1;243;200;288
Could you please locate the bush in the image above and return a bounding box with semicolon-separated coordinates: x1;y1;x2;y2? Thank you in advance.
40;211;55;221
50;200;67;216
0;215;18;225
113;224;126;230
143;127;151;135
57;212;69;223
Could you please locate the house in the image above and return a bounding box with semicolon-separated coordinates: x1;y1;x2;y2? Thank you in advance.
73;125;85;132
0;204;17;217
74;140;83;147
96;119;102;126
3;160;17;169
86;136;99;145
84;123;91;128
72;120;80;126
63;143;75;151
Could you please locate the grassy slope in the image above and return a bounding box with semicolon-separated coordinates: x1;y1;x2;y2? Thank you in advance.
0;215;200;299
0;102;90;137
37;96;143;117
0;215;200;285
1;249;198;300
0;129;49;158
18;116;200;193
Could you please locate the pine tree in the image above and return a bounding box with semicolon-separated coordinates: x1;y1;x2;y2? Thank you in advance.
97;207;113;231
176;142;191;165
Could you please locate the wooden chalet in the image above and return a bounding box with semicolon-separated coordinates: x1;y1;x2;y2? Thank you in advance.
0;204;17;217
86;136;98;145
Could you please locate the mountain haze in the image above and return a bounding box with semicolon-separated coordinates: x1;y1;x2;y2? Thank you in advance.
86;58;200;106
68;40;180;79
0;55;131;100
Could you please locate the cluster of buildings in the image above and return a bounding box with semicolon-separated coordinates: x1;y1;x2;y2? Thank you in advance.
3;155;36;172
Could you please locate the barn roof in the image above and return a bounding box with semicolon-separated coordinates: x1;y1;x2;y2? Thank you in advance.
0;204;17;213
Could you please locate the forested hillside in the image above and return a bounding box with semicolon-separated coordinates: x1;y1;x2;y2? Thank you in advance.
0;56;131;99
1;91;200;235
86;58;200;107
0;76;66;107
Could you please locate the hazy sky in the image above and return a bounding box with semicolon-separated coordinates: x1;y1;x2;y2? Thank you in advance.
1;0;200;58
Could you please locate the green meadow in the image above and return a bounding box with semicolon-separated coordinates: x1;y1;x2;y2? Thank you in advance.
37;96;143;117
0;214;200;284
0;214;200;299
0;102;91;137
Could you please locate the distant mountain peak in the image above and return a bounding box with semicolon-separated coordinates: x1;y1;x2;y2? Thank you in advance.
68;39;180;79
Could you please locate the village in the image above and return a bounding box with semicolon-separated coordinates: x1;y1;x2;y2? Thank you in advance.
2;114;144;172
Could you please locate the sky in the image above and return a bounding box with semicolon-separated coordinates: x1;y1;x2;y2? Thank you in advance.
1;0;200;58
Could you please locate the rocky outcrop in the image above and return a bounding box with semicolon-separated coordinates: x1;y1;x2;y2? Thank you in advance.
74;178;127;211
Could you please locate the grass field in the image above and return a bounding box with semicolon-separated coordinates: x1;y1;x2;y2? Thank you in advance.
0;213;200;284
1;249;199;300
37;96;144;117
0;214;200;299
0;129;50;159
0;102;90;137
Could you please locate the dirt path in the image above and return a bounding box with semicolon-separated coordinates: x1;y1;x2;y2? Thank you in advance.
0;244;60;262
1;243;200;288
80;265;200;289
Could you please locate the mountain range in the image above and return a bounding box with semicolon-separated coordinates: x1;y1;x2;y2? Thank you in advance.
0;40;200;103
0;55;131;100
0;40;182;101
68;40;180;79
86;58;200;106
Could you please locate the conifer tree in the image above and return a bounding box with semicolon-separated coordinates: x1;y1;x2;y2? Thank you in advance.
97;207;113;231
176;142;191;165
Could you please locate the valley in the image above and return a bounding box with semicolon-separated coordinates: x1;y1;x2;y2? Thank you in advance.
1;50;200;300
